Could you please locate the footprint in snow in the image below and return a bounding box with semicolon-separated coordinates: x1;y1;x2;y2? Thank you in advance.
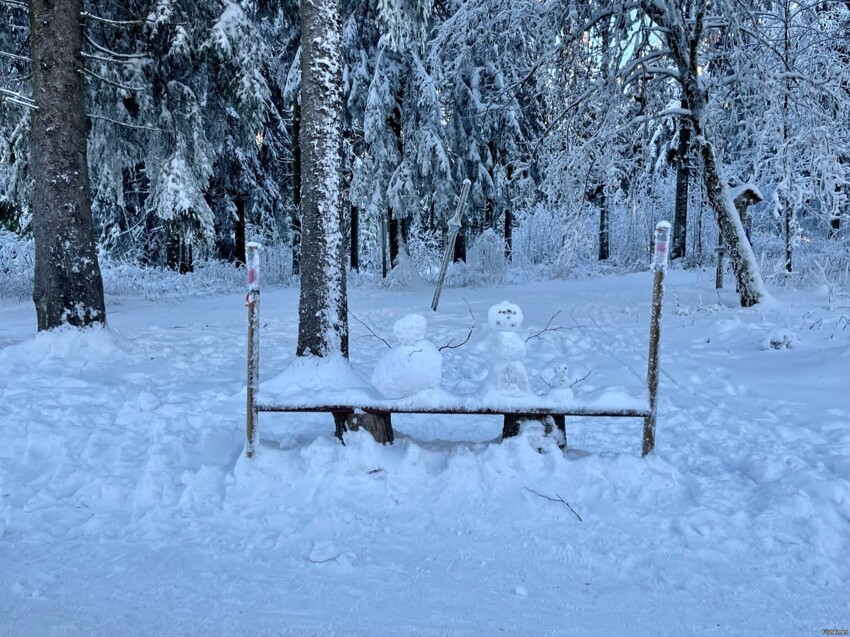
308;541;340;564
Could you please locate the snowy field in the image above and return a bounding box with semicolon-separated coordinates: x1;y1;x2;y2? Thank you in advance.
1;270;848;636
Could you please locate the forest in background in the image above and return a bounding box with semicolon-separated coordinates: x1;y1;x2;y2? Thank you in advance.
1;0;848;301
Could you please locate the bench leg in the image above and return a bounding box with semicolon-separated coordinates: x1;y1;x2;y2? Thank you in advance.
504;414;566;450
502;414;523;439
333;411;351;442
552;415;566;450
339;411;394;445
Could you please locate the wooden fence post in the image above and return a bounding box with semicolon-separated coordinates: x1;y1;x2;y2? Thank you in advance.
643;221;670;457
246;242;261;458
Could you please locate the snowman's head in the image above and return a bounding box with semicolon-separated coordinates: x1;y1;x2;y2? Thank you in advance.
393;313;428;345
488;302;523;331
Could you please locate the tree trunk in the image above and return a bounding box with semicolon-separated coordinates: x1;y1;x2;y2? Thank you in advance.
389;215;408;267
291;95;302;276
29;0;106;331
696;133;766;307
504;207;512;261
234;194;246;267
598;192;609;261
350;204;359;271
671;101;690;261
297;0;348;358
453;224;466;262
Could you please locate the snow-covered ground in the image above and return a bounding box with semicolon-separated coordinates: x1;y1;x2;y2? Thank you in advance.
1;270;848;636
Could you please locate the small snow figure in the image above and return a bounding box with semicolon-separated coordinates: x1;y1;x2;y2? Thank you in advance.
547;363;574;402
480;302;530;397
371;314;442;399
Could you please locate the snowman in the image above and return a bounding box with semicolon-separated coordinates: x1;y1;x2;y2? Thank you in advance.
371;314;443;399
479;301;530;397
546;363;574;402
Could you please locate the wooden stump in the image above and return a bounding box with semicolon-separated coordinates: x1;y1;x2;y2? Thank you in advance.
503;414;563;448
336;411;394;444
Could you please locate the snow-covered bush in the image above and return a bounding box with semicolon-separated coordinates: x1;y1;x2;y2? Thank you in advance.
99;244;294;300
466;228;506;285
0;230;33;300
510;204;595;278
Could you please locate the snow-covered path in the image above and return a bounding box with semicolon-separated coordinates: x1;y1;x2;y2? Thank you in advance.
1;271;847;636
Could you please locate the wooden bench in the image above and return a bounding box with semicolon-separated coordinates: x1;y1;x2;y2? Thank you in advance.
244;222;670;459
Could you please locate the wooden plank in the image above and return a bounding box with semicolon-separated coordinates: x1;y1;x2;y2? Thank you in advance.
253;403;650;418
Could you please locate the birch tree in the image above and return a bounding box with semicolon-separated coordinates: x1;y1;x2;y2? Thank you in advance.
639;0;769;306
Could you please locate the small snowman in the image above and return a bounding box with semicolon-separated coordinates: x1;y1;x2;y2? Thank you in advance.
546;363;574;402
479;301;530;397
371;314;443;399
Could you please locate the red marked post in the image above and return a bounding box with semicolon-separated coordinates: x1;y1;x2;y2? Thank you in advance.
246;243;262;458
643;221;670;456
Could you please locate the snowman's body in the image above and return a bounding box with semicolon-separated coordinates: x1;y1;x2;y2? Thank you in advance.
371;314;443;399
479;302;531;398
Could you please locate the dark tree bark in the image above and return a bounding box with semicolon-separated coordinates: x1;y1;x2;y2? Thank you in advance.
350;204;359;270
504;164;513;261
587;185;608;261
389;216;408;267
386;81;406;274
504;207;513;261
291;95;302;276
29;0;106;331
671;99;691;261
233;194;246;267
296;0;349;358
166;232;193;274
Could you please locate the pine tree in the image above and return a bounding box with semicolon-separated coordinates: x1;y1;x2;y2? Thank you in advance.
297;0;348;358
29;0;106;330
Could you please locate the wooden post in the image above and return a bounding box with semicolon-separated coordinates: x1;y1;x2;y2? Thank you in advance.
643;221;670;457
246;242;261;458
431;179;471;311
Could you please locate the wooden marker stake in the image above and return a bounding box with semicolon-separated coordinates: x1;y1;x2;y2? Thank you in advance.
643;221;670;457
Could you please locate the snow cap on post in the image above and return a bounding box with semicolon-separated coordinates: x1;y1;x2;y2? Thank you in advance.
246;242;262;293
652;221;671;272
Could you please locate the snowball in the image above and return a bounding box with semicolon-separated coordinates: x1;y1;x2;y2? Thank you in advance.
479;360;530;397
392;313;428;345
760;329;800;350
547;386;574;402
371;341;443;399
492;331;527;361
488;302;523;331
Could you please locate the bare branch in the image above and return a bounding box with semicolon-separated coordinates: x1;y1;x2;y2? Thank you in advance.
526;310;580;343
569;370;592;388
82;68;145;92
83;34;146;59
0;51;30;63
348;311;391;349
86;113;158;131
439;298;475;351
80;11;144;26
0;93;37;109
524;487;582;522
